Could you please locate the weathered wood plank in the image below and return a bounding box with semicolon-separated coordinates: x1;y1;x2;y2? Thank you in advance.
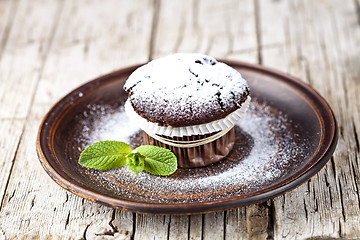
225;203;273;240
153;0;258;63
0;119;24;208
168;215;189;240
0;0;16;59
134;215;170;240
0;0;61;221
29;0;154;120
1;120;81;238
188;214;202;240
246;203;271;240
257;0;287;48
0;0;60;120
0;0;154;238
203;212;225;239
84;209;134;239
0;0;59;208
258;0;360;239
225;208;247;240
0;1;60;208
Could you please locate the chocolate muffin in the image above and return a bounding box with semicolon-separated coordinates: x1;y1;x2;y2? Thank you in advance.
124;53;250;168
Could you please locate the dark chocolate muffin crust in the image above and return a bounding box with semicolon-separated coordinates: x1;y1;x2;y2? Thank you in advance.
124;53;250;127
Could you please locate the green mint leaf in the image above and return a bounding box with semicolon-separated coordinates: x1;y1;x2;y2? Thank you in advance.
135;145;177;176
79;141;132;170
126;152;145;174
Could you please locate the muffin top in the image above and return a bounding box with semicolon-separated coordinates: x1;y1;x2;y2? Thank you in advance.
124;53;250;127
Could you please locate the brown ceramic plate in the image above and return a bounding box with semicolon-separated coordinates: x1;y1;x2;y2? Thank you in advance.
36;61;338;215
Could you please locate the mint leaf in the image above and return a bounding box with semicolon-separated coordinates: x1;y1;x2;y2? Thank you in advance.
126;152;145;174
78;141;178;176
135;145;178;176
79;141;132;170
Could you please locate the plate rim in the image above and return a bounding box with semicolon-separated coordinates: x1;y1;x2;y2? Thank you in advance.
36;60;338;215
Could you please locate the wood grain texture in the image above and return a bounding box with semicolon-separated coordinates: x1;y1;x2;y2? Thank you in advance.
0;0;61;222
0;0;60;120
152;0;258;63
0;0;17;60
0;0;359;239
0;119;24;208
134;215;170;240
257;0;360;239
0;0;154;238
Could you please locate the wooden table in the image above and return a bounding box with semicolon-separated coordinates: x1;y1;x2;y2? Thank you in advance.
0;0;359;239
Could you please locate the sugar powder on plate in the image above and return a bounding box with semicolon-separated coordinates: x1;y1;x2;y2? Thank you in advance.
76;100;307;203
77;104;141;146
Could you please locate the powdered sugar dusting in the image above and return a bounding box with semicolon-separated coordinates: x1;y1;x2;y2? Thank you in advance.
76;104;141;149
77;101;308;203
124;53;249;127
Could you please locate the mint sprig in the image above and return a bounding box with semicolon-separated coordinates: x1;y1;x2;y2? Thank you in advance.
137;145;178;176
78;141;178;176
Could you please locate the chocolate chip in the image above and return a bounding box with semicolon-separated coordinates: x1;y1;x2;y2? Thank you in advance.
189;68;199;77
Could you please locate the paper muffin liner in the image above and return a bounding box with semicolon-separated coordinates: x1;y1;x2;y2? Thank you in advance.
125;96;251;137
142;127;236;168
